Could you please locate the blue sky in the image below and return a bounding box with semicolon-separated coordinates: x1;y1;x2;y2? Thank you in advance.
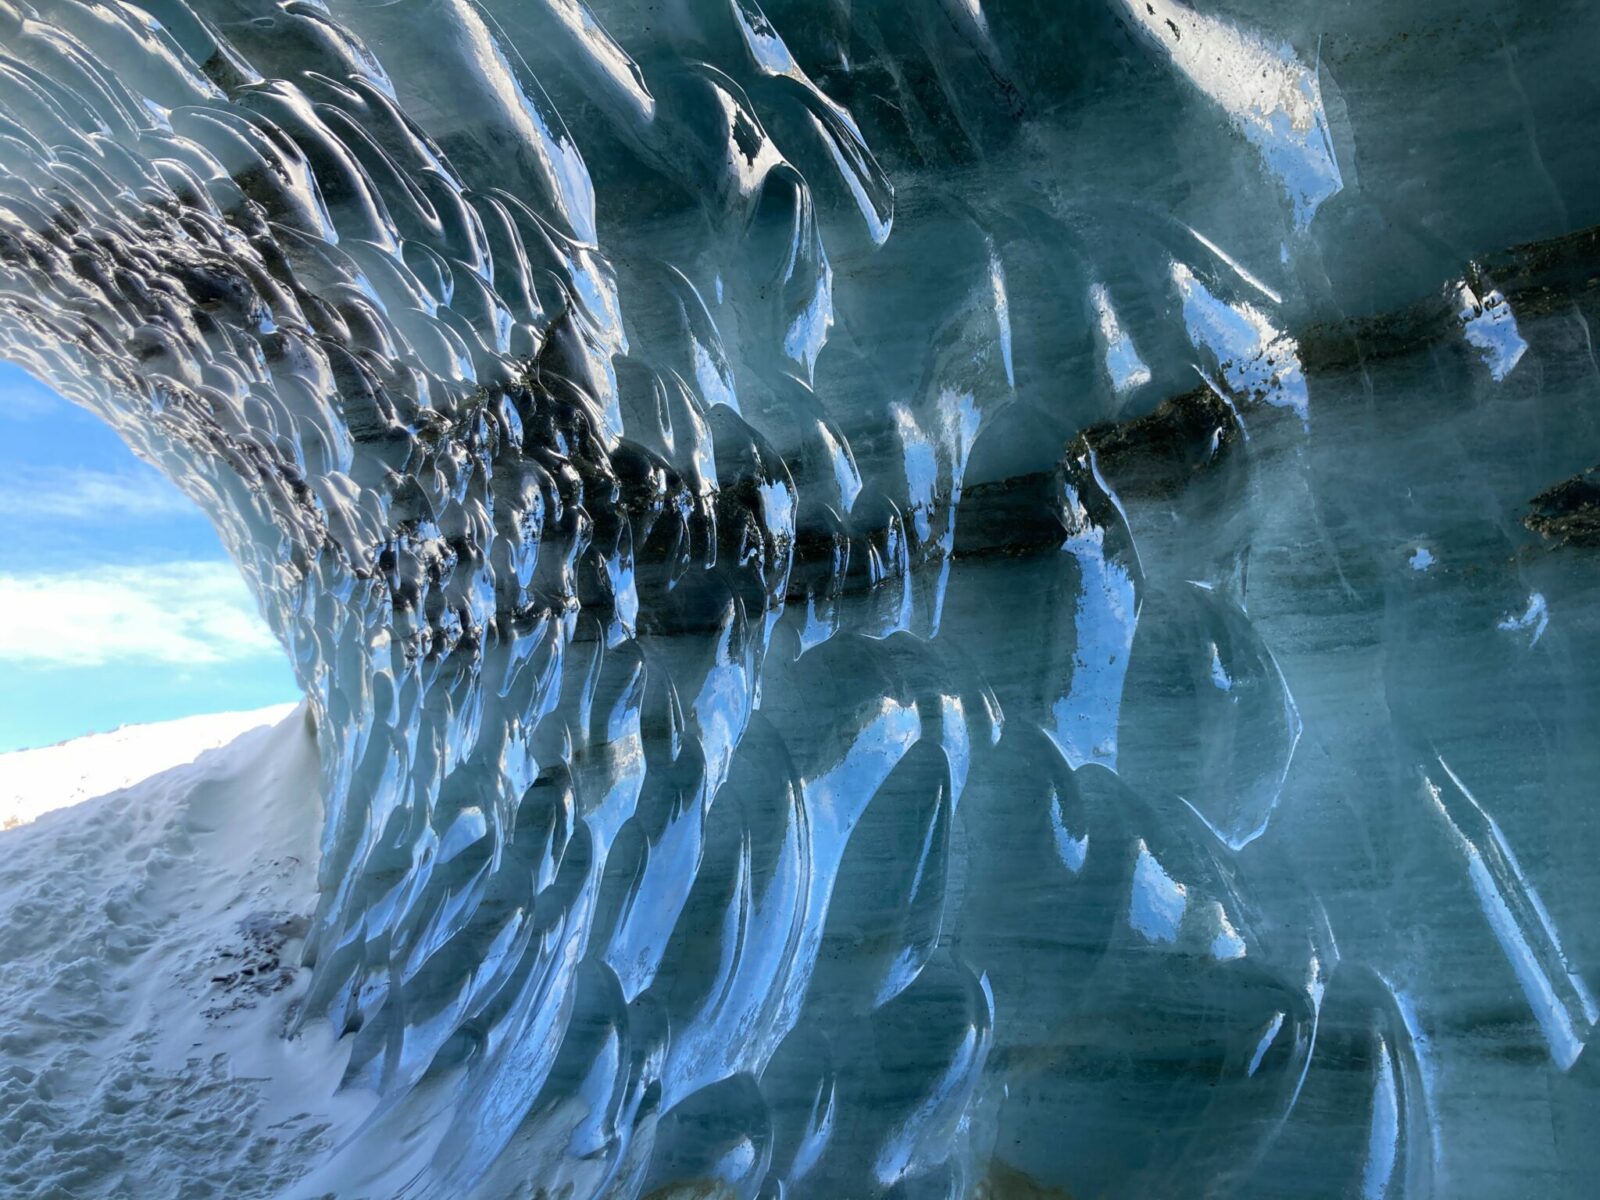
0;361;300;751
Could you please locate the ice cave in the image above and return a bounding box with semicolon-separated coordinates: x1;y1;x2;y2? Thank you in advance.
2;0;1599;1196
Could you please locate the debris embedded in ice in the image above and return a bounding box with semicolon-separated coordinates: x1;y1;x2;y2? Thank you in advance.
1172;261;1309;430
1526;466;1600;546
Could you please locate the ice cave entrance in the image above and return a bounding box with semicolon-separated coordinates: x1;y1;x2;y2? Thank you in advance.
0;359;299;759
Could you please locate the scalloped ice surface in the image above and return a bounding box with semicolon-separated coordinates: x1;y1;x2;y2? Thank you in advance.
3;0;1600;1196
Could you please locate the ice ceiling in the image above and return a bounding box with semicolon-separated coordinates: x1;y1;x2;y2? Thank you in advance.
3;0;1600;1196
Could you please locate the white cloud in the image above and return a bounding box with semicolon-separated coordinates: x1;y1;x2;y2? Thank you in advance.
0;466;195;524
0;562;282;667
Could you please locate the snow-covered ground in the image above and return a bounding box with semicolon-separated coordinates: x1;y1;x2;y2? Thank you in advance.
0;703;371;1198
1;703;300;830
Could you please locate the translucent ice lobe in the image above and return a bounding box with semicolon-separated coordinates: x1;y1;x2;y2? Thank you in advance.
325;0;602;245
1117;581;1302;849
1424;760;1597;1072
1249;965;1437;1200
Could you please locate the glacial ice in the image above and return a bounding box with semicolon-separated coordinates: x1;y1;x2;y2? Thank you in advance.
2;0;1600;1196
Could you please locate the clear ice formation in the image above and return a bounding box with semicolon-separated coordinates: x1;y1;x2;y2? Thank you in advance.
2;0;1599;1195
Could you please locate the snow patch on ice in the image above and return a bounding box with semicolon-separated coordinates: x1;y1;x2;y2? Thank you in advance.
1089;283;1152;394
1122;0;1343;227
1455;281;1527;381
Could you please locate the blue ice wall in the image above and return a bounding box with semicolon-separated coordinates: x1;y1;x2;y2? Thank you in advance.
3;1;1600;1196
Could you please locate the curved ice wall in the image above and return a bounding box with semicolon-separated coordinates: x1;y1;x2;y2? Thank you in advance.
4;0;1600;1195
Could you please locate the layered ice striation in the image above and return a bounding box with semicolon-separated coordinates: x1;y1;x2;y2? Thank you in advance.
4;0;1600;1196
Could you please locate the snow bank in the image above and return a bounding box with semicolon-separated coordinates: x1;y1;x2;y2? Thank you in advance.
1;703;299;830
0;702;370;1198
